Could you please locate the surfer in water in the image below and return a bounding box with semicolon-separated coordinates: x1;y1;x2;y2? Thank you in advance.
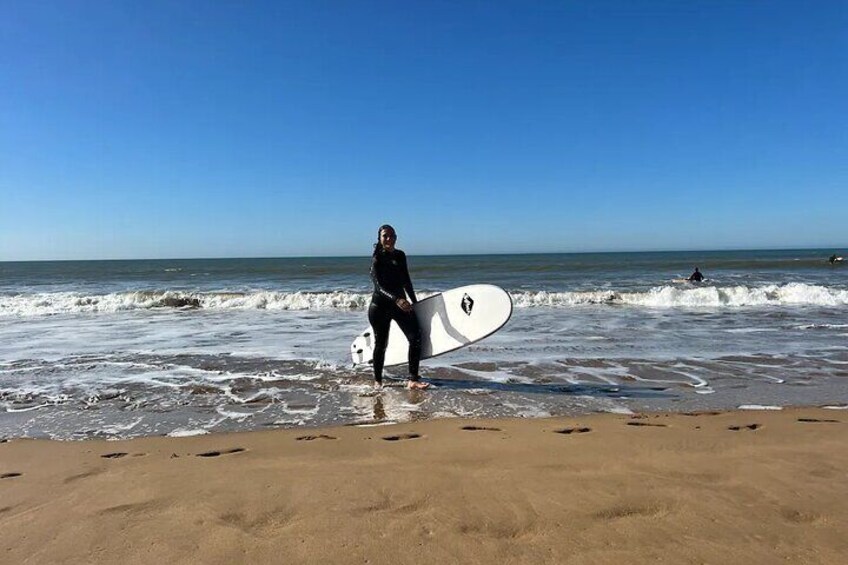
688;267;704;282
369;224;429;390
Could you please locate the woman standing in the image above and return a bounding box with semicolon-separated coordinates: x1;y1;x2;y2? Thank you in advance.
369;224;429;390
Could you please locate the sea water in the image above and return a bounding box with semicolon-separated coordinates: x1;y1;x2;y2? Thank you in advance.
1;249;846;439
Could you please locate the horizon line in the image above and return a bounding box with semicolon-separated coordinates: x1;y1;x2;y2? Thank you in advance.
1;245;845;264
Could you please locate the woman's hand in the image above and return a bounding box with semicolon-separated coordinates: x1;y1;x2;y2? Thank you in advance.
396;298;413;313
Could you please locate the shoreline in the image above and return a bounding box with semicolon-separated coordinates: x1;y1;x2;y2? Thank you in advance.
4;387;847;441
2;407;847;563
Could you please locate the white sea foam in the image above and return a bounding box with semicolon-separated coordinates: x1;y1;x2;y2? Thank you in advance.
618;283;848;308
167;428;209;437
4;403;53;413
515;283;848;308
99;418;144;435
352;421;397;427
3;283;846;317
215;406;255;421
0;290;372;316
511;290;620;306
603;405;636;415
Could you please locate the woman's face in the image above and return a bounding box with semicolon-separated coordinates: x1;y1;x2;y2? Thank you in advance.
379;228;397;252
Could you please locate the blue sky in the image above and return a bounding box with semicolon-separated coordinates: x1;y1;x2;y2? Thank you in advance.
1;0;846;260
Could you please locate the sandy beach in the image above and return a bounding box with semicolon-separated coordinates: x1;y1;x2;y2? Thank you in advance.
1;407;847;564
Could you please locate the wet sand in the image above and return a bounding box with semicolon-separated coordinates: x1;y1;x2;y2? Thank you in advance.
1;407;847;564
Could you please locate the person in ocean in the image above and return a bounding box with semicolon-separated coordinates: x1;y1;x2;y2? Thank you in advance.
368;224;429;390
688;267;704;282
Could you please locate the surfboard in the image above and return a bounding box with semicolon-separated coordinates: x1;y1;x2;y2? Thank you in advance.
350;284;513;367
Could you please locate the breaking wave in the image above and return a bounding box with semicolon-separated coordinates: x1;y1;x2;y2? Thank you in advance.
1;283;846;317
515;283;848;308
0;290;371;316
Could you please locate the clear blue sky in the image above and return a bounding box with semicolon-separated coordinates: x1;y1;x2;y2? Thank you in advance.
1;0;846;260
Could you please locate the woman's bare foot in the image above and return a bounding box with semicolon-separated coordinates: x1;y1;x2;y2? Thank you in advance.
406;379;430;390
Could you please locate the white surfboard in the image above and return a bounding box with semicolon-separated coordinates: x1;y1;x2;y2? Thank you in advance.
672;278;709;284
350;284;513;367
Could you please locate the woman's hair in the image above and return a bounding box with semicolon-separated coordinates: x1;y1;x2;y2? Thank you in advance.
372;224;395;257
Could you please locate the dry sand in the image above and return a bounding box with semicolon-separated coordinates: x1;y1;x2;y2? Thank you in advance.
1;407;847;564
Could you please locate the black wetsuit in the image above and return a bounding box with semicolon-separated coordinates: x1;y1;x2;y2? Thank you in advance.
688;270;704;282
369;249;421;383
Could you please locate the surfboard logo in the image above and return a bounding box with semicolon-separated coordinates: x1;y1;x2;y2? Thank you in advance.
461;293;474;316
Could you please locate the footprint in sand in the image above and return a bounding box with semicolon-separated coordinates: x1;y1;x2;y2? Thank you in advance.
101;452;128;459
196;448;246;457
461;426;502;432
781;508;825;525
1;472;22;479
627;422;668;428
382;433;421;441
797;418;840;423
64;469;103;484
296;434;337;441
595;502;670;520
728;424;760;431
555;427;591;435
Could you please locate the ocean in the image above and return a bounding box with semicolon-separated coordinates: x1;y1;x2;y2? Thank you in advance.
1;249;846;440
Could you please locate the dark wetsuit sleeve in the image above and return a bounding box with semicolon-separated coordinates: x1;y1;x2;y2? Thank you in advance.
371;256;399;302
400;252;417;303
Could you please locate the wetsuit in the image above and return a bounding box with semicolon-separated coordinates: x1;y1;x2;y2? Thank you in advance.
688;270;704;282
369;249;421;383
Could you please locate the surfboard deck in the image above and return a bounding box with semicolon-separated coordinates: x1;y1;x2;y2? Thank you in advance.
350;284;513;367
